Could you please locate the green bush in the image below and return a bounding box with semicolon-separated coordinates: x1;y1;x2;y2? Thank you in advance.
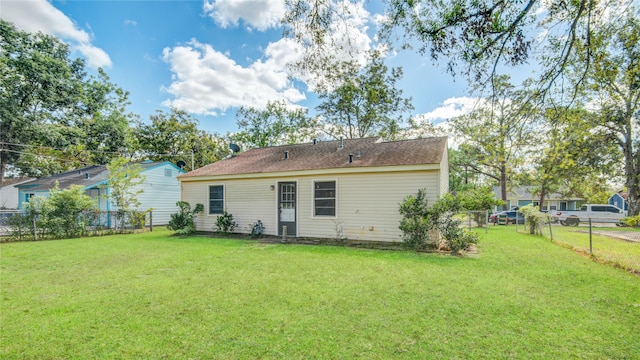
519;205;552;235
399;189;477;253
439;216;478;255
215;211;237;235
5;212;33;241
456;187;504;227
398;189;438;250
9;184;98;240
168;201;204;235
130;210;150;229
622;214;640;227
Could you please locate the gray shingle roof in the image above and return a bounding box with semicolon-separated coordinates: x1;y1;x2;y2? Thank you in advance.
16;161;168;191
181;136;448;178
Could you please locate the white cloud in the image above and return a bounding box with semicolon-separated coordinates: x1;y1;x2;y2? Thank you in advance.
161;38;306;115
203;0;286;31
0;0;112;68
415;97;481;123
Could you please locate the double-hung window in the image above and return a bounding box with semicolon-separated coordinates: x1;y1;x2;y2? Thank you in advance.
314;181;336;216
209;185;224;214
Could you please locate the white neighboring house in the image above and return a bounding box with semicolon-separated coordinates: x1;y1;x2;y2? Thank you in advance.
0;178;35;209
15;161;185;226
179;137;449;242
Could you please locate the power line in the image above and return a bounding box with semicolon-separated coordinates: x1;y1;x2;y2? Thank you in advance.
0;149;90;165
0;141;193;159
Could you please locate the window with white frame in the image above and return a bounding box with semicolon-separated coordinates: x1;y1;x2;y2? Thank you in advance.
209;185;224;214
314;181;335;216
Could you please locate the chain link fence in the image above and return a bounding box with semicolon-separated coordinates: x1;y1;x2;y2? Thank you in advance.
503;212;640;274
0;209;175;241
458;210;490;233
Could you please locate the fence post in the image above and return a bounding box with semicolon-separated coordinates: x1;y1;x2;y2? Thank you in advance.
485;210;488;234
149;211;153;232
589;217;593;255
32;214;37;241
548;220;553;241
282;225;288;243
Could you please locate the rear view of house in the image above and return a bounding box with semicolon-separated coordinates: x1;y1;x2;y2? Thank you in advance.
179;137;449;242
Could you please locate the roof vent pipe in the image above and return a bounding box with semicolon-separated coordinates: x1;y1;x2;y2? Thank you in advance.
284;151;289;159
313;138;317;145
339;137;344;149
85;173;90;179
349;154;354;163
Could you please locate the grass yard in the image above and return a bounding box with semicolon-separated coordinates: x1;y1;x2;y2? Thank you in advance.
522;224;640;273
1;227;639;359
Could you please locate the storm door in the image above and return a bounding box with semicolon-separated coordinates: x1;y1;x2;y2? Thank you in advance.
278;182;296;236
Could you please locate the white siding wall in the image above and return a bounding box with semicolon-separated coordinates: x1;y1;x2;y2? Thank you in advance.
133;164;183;225
181;168;441;242
439;147;449;195
0;185;19;209
182;178;278;234
298;171;440;242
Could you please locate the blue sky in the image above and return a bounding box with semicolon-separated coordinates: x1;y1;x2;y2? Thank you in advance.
2;0;477;135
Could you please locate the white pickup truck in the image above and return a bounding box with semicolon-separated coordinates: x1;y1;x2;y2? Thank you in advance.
552;204;627;226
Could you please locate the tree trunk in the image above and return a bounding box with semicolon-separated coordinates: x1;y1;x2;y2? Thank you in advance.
500;165;508;210
626;149;640;216
539;177;547;212
623;129;639;216
0;160;5;186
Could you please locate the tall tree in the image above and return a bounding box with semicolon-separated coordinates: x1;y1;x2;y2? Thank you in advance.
229;100;320;148
578;13;640;215
528;107;619;210
0;20;137;182
136;109;225;171
449;76;535;209
0;20;84;183
316;50;414;139
448;148;482;193
75;69;138;164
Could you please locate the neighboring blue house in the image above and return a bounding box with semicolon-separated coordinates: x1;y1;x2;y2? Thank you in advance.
608;191;628;211
15;161;184;226
493;186;584;212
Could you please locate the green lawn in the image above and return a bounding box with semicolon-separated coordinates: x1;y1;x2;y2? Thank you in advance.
521;223;640;273
1;227;639;359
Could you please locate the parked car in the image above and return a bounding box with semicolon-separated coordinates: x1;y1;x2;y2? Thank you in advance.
551;204;626;226
489;211;525;224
